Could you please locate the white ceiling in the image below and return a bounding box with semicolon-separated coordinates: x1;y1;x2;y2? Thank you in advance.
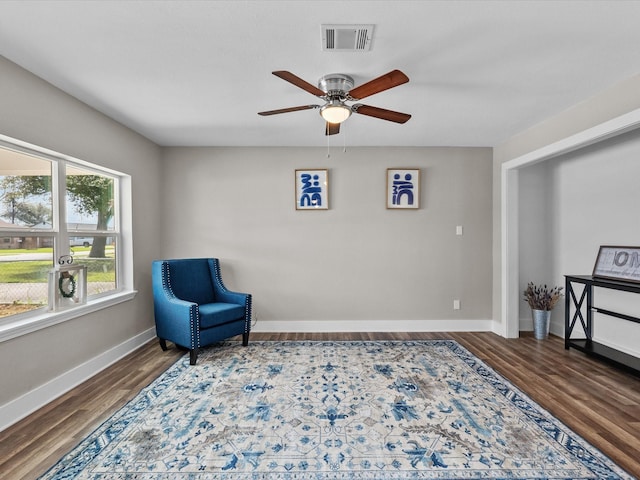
1;0;639;148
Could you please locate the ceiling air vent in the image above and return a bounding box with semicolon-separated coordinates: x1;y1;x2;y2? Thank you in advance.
321;24;374;52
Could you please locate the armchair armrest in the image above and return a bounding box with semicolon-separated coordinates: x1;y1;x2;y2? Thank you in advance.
152;260;202;348
154;294;196;321
216;289;249;305
208;258;252;313
153;295;200;349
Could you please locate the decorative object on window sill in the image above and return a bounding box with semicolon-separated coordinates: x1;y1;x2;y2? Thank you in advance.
387;168;420;209
523;282;563;340
48;263;87;311
592;245;640;283
295;169;329;210
58;271;77;298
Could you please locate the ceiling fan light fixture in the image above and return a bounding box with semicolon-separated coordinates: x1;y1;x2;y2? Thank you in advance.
320;100;351;124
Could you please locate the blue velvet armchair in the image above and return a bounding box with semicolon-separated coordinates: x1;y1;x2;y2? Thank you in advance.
152;258;252;365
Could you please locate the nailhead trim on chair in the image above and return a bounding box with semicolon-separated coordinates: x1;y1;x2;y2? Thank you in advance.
160;262;172;299
210;259;225;292
244;294;252;335
190;304;199;349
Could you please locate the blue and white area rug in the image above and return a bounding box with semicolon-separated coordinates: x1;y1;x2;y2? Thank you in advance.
40;340;633;479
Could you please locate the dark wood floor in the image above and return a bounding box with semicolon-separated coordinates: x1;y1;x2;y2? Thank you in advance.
2;332;639;479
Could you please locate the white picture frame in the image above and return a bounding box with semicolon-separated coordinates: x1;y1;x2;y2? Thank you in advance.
295;169;329;210
387;168;420;209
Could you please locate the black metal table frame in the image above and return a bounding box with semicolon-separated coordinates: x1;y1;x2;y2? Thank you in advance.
565;274;640;375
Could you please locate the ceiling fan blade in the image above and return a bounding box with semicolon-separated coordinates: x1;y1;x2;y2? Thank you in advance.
272;71;326;97
348;70;409;100
353;104;412;124
258;105;318;116
325;122;340;136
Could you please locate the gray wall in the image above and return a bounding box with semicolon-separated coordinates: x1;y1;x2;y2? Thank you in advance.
517;161;554;324
493;73;640;329
161;146;493;329
0;56;162;407
517;130;640;354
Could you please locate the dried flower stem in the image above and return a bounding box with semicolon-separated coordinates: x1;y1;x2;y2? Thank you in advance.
523;282;563;311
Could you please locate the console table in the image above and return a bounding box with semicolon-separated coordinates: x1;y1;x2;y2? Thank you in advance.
565;275;640;375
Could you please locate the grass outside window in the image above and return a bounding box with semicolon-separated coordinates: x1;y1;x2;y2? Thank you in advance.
0;246;116;318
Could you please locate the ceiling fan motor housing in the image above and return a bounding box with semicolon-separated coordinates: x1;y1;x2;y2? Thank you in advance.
318;74;354;99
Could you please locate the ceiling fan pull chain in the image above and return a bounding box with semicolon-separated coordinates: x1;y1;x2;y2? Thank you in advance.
343;125;347;153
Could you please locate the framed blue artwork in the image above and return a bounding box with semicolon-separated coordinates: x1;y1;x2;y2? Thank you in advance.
295;169;329;210
387;168;420;209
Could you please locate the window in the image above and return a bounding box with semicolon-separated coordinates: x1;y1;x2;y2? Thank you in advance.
65;164;118;299
0;135;131;327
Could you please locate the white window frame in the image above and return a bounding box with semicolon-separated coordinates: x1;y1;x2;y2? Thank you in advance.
0;134;136;343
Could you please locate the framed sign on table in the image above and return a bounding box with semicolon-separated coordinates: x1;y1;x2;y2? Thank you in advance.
295;169;328;210
592;245;640;283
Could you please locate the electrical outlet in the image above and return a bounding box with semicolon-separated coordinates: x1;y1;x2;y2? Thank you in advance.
456;225;463;236
453;299;461;310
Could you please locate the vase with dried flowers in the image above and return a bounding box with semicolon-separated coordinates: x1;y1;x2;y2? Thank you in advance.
523;282;563;339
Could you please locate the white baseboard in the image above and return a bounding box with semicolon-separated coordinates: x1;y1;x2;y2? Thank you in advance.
0;327;156;432
252;319;495;333
520;317;640;358
593;338;640;359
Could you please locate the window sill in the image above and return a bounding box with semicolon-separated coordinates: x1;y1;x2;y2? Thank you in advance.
0;290;137;343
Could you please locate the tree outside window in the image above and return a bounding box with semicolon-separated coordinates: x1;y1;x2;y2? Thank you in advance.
0;150;119;319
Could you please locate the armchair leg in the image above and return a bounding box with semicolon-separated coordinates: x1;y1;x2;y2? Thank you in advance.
242;332;250;346
159;338;168;351
189;349;198;365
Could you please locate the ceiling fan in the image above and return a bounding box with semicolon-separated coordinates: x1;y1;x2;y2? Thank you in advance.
258;70;411;135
